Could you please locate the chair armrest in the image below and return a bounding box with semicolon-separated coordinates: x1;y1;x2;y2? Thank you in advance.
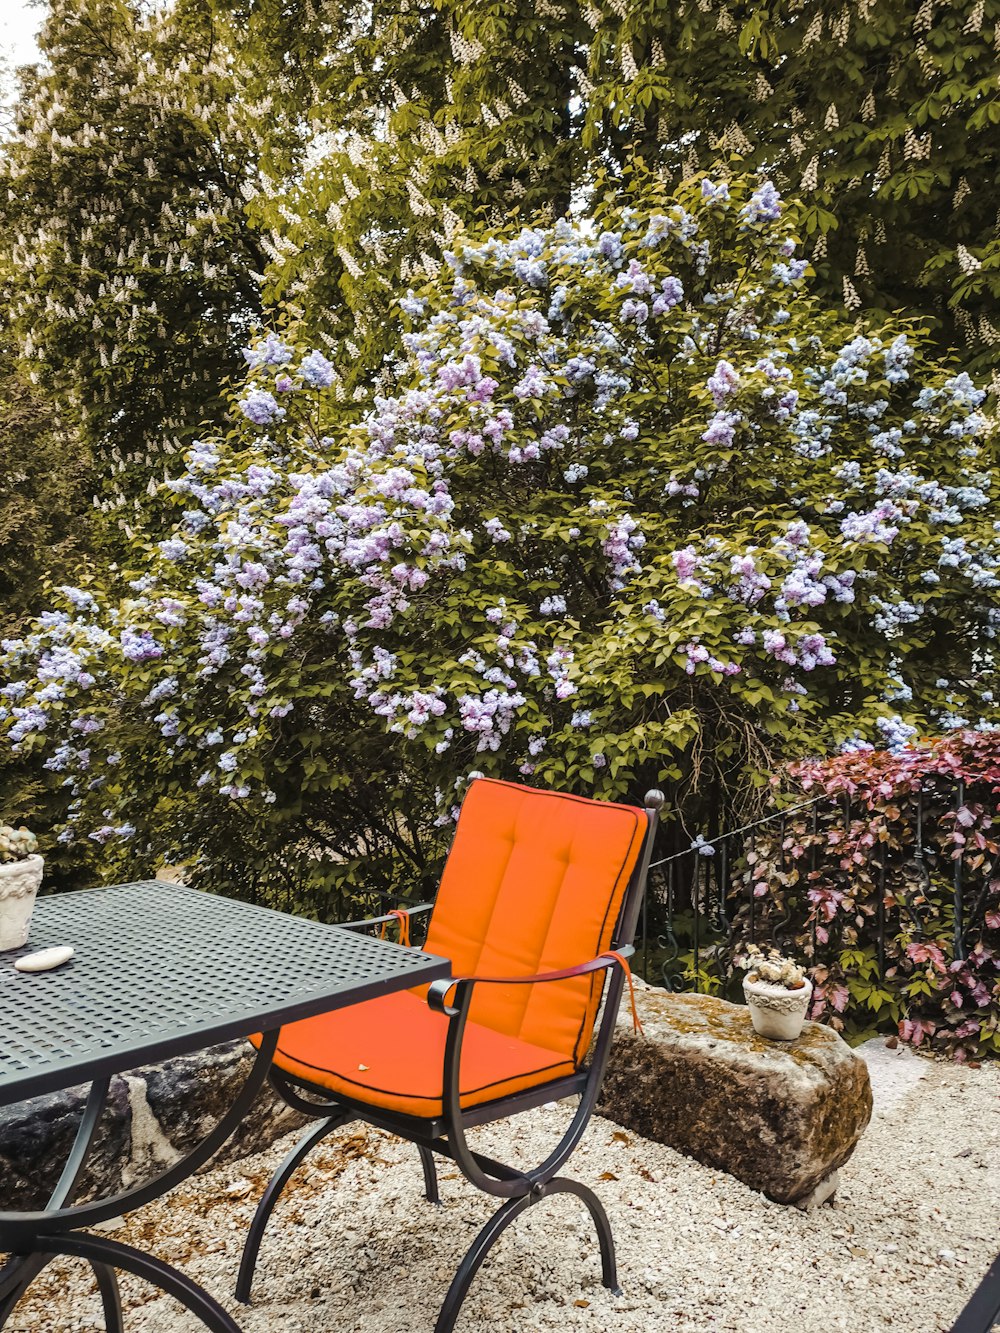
426;945;634;1016
338;902;433;934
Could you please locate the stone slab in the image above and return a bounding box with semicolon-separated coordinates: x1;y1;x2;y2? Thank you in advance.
598;986;873;1204
0;1041;305;1210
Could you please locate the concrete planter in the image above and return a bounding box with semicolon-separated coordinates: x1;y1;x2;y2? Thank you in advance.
743;974;813;1041
0;854;44;951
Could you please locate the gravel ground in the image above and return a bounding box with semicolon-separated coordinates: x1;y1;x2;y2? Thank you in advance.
5;1041;998;1333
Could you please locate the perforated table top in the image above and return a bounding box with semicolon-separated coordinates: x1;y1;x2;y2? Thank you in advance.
0;881;450;1107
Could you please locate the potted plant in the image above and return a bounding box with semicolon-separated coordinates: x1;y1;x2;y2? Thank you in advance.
0;824;43;951
738;944;813;1041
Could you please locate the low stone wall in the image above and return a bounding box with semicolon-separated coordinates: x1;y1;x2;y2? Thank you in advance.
0;1042;305;1210
1;984;873;1212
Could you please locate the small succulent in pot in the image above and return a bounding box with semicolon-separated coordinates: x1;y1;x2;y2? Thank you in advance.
0;823;44;951
0;824;39;864
737;943;813;1041
738;943;807;989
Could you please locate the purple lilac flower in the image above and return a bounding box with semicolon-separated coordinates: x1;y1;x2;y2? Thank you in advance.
840;501;903;545
672;545;702;582
707;359;740;405
120;629;163;663
620;299;649;325
243;332;293;368
700;180;730;205
652;276;684;315
741;181;782;224
239;389;285;426
702;411;742;447
300;351;335;388
876;715;919;752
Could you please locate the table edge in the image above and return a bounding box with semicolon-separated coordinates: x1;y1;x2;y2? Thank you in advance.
0;953;451;1109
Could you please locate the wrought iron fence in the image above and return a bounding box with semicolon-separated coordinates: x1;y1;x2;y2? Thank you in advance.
636;780;999;999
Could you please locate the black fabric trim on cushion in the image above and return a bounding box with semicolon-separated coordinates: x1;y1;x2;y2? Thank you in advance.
272;1044;571;1110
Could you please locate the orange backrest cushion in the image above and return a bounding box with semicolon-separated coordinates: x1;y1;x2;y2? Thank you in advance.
423;778;646;1066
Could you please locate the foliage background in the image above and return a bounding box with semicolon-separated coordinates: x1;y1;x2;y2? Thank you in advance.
0;2;997;1063
1;175;996;919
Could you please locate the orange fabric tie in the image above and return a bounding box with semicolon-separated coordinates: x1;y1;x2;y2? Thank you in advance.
382;908;411;948
604;951;644;1036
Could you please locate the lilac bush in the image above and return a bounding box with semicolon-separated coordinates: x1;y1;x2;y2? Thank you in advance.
1;169;996;905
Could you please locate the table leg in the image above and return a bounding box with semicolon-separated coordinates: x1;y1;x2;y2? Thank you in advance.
0;1075;109;1328
37;1233;241;1333
49;1076;111;1209
89;1260;123;1333
0;1029;280;1332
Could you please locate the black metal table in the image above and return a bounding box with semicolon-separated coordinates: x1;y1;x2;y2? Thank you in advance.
0;880;450;1332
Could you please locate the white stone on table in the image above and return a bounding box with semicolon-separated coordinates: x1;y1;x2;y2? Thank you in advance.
13;945;75;973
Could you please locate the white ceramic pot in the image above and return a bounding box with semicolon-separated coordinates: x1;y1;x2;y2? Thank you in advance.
743;973;813;1041
0;855;44;951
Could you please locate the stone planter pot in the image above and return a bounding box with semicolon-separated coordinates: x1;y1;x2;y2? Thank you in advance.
0;855;44;951
742;973;813;1041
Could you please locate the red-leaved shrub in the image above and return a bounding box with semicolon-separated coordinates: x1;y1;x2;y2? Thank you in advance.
734;731;1000;1060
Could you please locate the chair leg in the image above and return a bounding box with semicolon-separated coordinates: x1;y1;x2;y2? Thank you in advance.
433;1177;621;1333
0;1280;24;1330
0;1254;51;1330
418;1146;440;1205
235;1115;343;1304
434;1193;534;1333
544;1178;620;1294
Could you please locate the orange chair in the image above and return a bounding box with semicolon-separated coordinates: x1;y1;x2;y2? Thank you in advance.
237;778;663;1331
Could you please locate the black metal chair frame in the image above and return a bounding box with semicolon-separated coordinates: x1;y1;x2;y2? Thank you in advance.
950;1252;1000;1333
237;789;663;1332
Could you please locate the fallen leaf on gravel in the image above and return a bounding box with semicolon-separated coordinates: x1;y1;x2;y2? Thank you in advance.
574;1300;590;1307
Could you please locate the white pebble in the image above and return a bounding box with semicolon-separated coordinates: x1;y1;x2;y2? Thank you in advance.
14;945;75;973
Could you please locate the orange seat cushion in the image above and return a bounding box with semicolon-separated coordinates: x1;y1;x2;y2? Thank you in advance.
266;988;576;1118
263;779;646;1120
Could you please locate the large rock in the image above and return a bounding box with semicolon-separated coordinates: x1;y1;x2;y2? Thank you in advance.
0;1042;305;1210
598;986;872;1205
